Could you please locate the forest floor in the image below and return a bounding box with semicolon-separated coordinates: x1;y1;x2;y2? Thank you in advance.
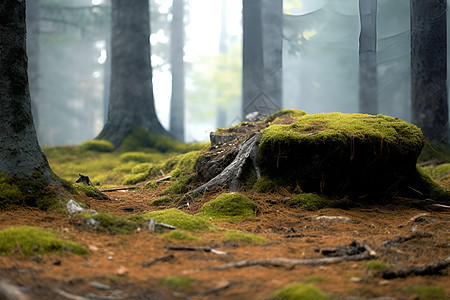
0;176;449;300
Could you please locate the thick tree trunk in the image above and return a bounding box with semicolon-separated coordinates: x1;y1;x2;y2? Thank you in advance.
26;0;40;129
97;0;170;148
359;0;378;114
0;0;55;183
410;0;448;142
242;0;282;119
169;0;185;142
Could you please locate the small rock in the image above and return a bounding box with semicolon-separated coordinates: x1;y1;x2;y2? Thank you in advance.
85;218;100;229
350;277;364;283
315;216;351;222
88;245;99;252
66;199;84;215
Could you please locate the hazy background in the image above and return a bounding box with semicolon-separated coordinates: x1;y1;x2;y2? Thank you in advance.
31;0;450;145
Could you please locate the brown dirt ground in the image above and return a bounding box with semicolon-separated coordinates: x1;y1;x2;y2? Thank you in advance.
0;180;449;300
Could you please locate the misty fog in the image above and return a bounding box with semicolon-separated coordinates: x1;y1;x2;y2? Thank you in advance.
29;0;449;145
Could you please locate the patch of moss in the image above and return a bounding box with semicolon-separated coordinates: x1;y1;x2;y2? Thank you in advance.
134;209;212;231
224;230;266;243
163;151;203;172
418;142;450;163
170;168;182;178
149;196;173;206
144;180;157;190
411;166;449;202
91;213;141;235
163;174;191;195
121;172;148;185
305;276;326;283
120;152;163;163
288;193;329;211
265;109;308;123
79;140;114;152
253;176;277;192
260;112;425;199
403;285;447;300
362;260;390;270
0;173;59;210
270;282;328;300
197;192;256;222
0;226;88;256
73;183;99;198
422;163;450;181
159;276;192;289
164;230;200;241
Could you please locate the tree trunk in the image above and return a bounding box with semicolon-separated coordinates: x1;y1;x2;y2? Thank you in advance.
97;0;170;148
169;0;185;142
0;0;55;183
26;0;40;129
410;0;448;142
359;0;378;114
242;0;282;120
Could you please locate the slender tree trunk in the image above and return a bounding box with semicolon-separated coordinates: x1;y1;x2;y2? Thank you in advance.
0;0;55;182
26;0;40;128
242;0;282;119
410;0;448;142
359;0;378;114
169;0;185;142
97;0;170;148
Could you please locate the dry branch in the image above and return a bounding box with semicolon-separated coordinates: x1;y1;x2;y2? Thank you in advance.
382;256;450;279
168;246;227;255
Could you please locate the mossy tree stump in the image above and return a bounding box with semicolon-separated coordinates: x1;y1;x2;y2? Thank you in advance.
193;110;448;202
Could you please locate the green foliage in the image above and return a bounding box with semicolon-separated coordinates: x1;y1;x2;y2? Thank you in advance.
0;173;59;210
414;166;449;202
270;282;328;300
361;260;390;270
404;285;447;299
259;112;425;199
422;163;450;181
163;151;203;172
224;230;266;243
79;140;114;152
159;276;192;289
135;209;213;231
0;226;88;256
253;176;277;192
164;230;200;241
121;172;148;185
149;196;173;206
264;109;308;123
170;168;182;178
418;142;450;163
144;180;157;190
197;192;256;222
288;193;329;211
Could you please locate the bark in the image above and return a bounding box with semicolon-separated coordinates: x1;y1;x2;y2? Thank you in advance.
242;0;282;119
359;0;378;114
169;0;185;142
26;0;40;129
410;0;448;142
97;0;170;148
382;256;450;279
0;0;55;183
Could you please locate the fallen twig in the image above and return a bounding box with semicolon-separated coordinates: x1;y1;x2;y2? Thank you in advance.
142;254;174;267
380;232;434;247
0;280;30;300
168;246;228;255
100;186;138;192
148;218;178;233
382;256;450;279
54;289;89;300
202;281;234;295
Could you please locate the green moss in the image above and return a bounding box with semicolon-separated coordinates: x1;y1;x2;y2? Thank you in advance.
422;163;450;181
260;112;425;199
404;285;447;299
134;209;212;231
253;176;277;192
418;142;450;163
159;276;192;289
91;213;140;235
120;152;163;163
0;173;59;210
305;276;326;283
163;174;191;195
163;151;203;172
270;282;328;300
170;168;182;178
362;260;390;270
149;196;173;206
144;180;157;190
164;230;201;241
73;183;100;198
265;109;308;123
288;193;329;211
412;166;449;202
224;230;266;243
79;140;114;152
197;192;256;222
121;172;148;185
0;226;88;256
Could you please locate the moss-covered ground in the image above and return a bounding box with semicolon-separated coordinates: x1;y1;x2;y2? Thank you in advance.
0;114;448;299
